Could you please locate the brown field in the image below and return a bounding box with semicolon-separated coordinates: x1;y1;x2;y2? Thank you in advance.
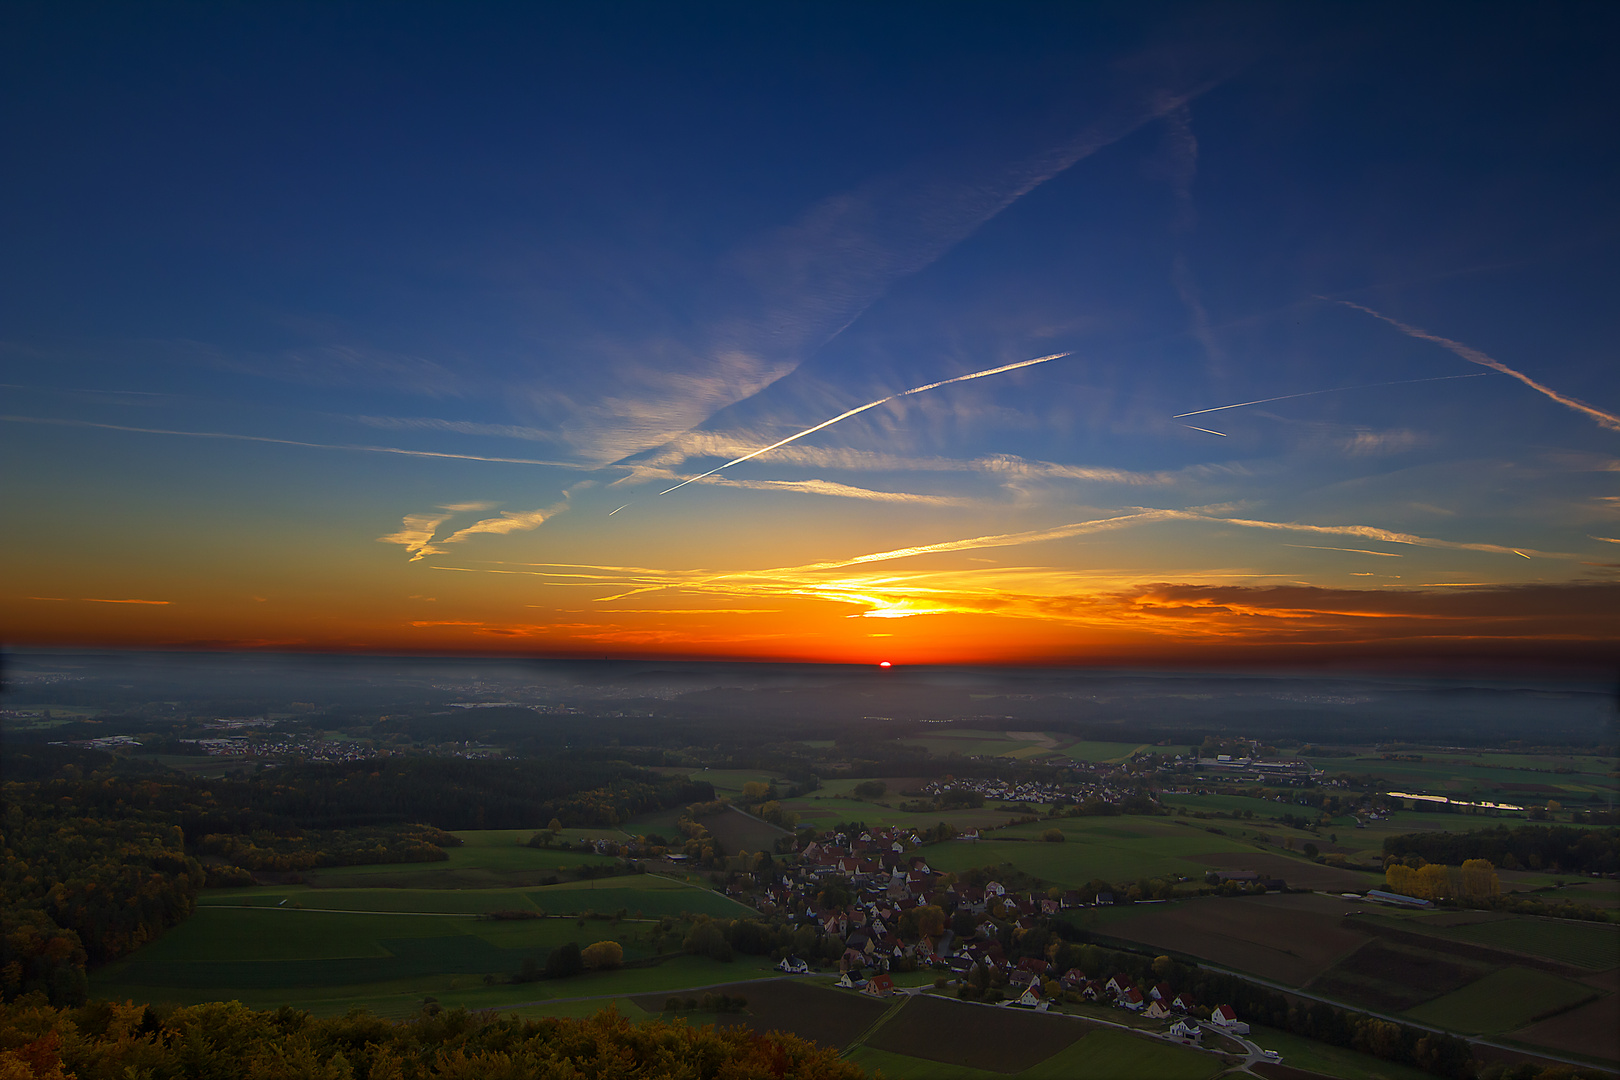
1187;851;1375;892
1312;939;1489;1012
1104;894;1371;986
1511;995;1620;1064
702;807;791;854
865;993;1089;1071
630;980;887;1050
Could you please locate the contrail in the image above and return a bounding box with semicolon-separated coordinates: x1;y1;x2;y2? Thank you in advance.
608;505;628;515
657;352;1071;495
1181;424;1227;436
1331;299;1620;433
1173;372;1490;418
0;415;585;467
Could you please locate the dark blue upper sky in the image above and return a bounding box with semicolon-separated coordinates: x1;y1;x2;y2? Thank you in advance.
4;2;1617;664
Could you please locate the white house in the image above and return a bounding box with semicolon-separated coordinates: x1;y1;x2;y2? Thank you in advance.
777;956;810;974
1170;1019;1202;1043
1210;1004;1250;1034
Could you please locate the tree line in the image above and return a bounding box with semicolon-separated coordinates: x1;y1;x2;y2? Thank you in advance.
1383;824;1620;876
0;996;861;1079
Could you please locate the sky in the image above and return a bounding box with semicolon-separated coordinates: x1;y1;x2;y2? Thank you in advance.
3;2;1618;670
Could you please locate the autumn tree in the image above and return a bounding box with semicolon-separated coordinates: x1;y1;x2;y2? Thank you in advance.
580;940;624;970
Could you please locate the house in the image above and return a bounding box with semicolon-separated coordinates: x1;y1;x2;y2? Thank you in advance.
1017;957;1049;978
1150;982;1173;1001
836;972;864;989
1104;975;1132;996
1059;968;1086;991
777;956;810;974
1118;987;1145;1011
1144;999;1172;1020
985;881;1006;897
864;973;895;997
1016;985;1047;1009
1170;1019;1202;1043
1095;892;1115;906
1170;992;1197;1012
1210;1004;1250;1034
1008;969;1034;989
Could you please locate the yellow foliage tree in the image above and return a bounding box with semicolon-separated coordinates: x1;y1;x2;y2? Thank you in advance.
1459;859;1500;899
581;940;624;970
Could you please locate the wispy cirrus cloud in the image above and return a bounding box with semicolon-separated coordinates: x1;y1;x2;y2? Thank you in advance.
27;596;171;605
1;415;584;468
354;415;560;442
1335;300;1620;433
379;502;567;561
704;477;969;506
527;50;1242;465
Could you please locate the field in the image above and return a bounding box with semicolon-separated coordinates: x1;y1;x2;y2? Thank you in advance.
1087;893;1373;986
842;993;1221;1079
1440;916;1620;970
1243;1024;1436;1080
921;817;1286;887
864;993;1086;1071
1510;992;1620;1063
93;899;781;1017
92;829;769;1016
1184;851;1381;892
701;805;793;853
1404;966;1598;1034
631;979;888;1049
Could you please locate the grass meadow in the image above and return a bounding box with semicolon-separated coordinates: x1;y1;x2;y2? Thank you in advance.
1404;966;1599;1034
919;816;1266;886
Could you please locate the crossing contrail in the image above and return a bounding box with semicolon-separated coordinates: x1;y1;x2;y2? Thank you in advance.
1332;299;1620;433
1173;372;1490;419
1181;424;1227;436
657;352;1071;495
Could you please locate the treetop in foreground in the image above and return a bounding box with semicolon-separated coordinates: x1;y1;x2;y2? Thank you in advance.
0;997;864;1079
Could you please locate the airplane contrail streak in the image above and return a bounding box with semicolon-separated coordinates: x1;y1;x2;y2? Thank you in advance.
657;352;1070;495
1181;424;1227;436
1331;299;1620;433
608;505;628;515
1173;372;1490;418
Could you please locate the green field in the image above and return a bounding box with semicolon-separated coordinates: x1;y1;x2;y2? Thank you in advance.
1440;916;1620;970
91;900;779;1017
921;816;1266;886
1019;1028;1221;1080
1404;966;1599;1034
1244;1024;1437;1080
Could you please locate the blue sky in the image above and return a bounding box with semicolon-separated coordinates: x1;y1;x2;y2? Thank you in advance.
4;3;1617;666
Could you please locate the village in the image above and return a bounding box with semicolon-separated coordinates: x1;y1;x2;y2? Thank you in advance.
705;820;1272;1058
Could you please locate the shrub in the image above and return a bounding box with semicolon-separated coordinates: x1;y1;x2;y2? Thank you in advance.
544;942;584;979
580;940;624;970
1041;829;1065;843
